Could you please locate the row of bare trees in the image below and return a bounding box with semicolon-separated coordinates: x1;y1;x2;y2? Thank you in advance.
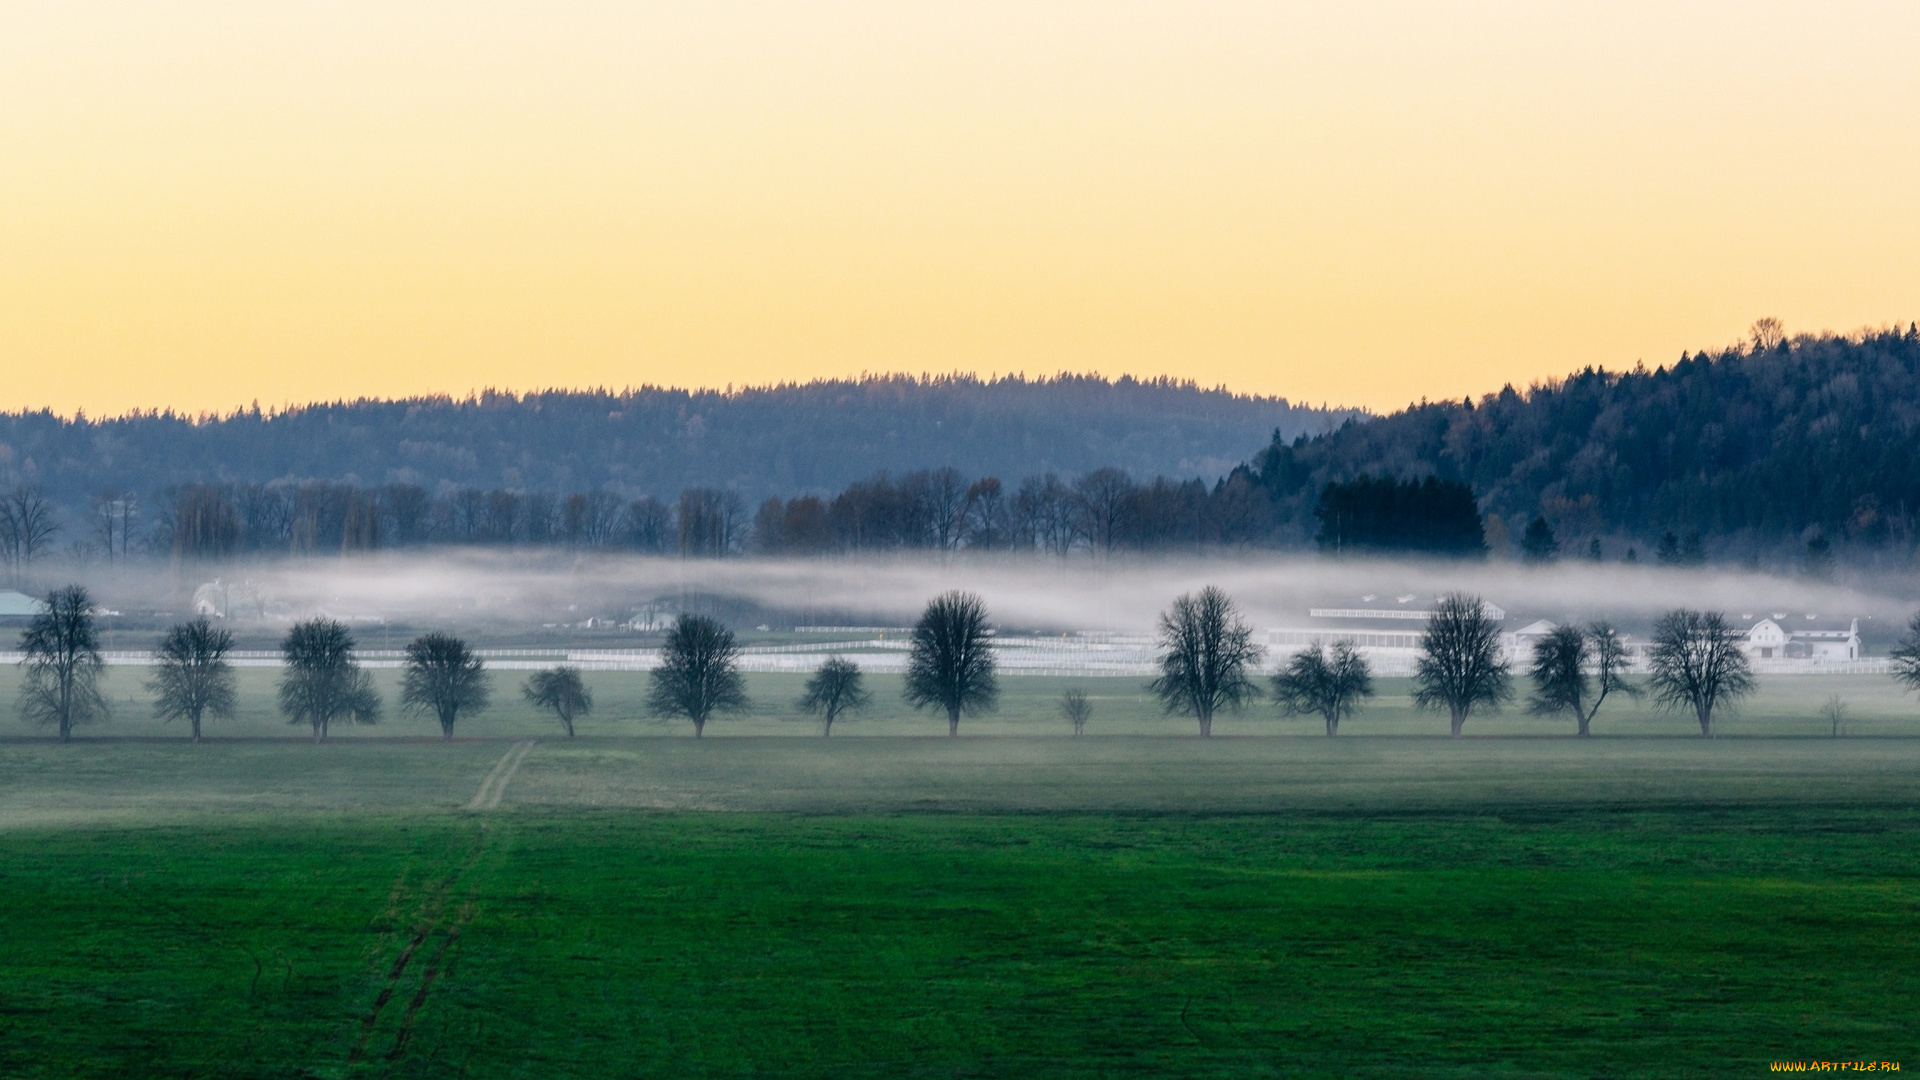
754;467;1270;556
19;584;1920;740
31;464;1278;568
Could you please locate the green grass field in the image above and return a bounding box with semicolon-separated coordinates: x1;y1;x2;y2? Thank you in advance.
3;671;1918;1077
7;667;1919;740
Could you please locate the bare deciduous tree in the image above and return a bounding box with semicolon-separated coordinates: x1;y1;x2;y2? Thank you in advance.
1527;621;1637;737
278;619;381;742
1414;593;1512;737
1149;586;1264;737
799;656;869;736
523;666;593;738
1820;694;1848;738
0;486;60;586
1645;609;1754;737
962;477;1008;550
401;632;491;740
1059;688;1092;736
648;613;747;737
1272;639;1374;737
904;591;999;736
1074;467;1137;556
18;585;107;742
146;618;236;743
1889;612;1920;700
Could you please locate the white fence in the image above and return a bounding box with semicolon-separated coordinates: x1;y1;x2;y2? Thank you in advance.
0;638;1896;678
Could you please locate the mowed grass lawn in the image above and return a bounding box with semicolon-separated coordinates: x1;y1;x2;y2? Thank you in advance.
2;736;1918;1077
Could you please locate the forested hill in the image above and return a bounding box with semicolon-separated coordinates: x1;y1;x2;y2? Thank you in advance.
1248;325;1920;555
0;375;1344;507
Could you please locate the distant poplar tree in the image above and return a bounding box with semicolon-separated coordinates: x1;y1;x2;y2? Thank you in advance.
523;667;592;738
798;656;868;736
146;617;236;743
1414;593;1511;738
401;632;491;740
18;585;107;742
1149;586;1263;737
1272;639;1374;737
278;619;381;742
1645;609;1754;736
648;613;747;738
903;591;999;736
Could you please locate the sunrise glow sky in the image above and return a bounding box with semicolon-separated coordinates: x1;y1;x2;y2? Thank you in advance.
4;1;1917;416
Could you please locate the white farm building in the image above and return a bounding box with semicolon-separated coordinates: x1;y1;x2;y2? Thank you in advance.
1742;616;1859;662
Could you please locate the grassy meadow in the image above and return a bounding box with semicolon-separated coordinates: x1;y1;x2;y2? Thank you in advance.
2;667;1918;1076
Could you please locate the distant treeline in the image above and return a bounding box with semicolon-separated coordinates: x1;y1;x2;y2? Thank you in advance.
1245;324;1920;562
9;326;1920;571
0;373;1343;519
120;466;1285;561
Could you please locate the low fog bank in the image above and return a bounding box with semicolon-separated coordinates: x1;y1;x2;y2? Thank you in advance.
42;551;1919;641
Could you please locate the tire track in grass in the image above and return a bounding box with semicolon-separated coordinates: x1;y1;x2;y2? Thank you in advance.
465;741;535;811
386;902;475;1060
485;741;535;809
348;829;491;1065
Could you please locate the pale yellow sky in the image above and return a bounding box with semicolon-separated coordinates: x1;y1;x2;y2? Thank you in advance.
3;1;1916;416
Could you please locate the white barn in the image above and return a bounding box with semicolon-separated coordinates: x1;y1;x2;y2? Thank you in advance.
1743;616;1859;662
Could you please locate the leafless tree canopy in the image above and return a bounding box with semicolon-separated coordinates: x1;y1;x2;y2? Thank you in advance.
1272;639;1374;737
1820;694;1848;738
523;666;593;738
0;486;60;586
18;584;107;742
401;633;492;740
903;591;999;736
1149;586;1264;737
1414;592;1512;737
1645;609;1755;737
798;656;869;736
1527;621;1637;737
145;617;236;743
1889;612;1920;698
647;613;748;738
1059;688;1093;736
278;619;381;742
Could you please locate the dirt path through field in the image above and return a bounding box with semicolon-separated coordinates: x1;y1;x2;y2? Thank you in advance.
464;741;535;811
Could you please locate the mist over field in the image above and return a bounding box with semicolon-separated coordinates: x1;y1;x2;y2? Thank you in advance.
64;550;1915;638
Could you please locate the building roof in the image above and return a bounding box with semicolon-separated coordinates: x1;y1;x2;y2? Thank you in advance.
0;590;44;617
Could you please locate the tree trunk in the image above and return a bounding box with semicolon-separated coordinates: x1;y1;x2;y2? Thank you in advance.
1576;715;1591;737
1325;711;1338;737
1198;710;1212;738
1450;707;1465;738
562;715;574;738
1697;705;1712;737
441;709;455;740
693;715;705;739
191;713;202;744
948;707;960;737
60;715;71;743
